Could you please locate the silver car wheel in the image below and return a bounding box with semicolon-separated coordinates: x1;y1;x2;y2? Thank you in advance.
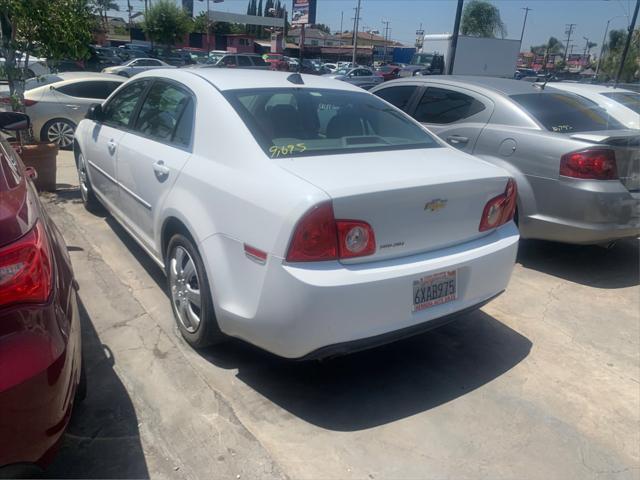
47;121;75;148
77;153;89;202
169;246;202;333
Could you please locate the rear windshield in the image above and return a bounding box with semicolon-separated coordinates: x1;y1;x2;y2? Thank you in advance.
25;74;62;91
224;88;439;158
511;92;625;132
601;91;640;114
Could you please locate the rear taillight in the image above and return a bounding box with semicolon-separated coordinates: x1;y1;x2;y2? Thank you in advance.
479;179;518;232
560;149;617;180
0;221;52;308
0;97;37;107
286;202;376;262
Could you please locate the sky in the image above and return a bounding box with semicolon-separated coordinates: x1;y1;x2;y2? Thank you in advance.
110;0;635;51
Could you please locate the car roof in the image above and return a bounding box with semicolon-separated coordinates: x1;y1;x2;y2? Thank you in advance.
389;75;547;96
140;68;365;93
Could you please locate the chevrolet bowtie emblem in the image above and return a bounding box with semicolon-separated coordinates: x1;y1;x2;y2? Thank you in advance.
424;199;448;212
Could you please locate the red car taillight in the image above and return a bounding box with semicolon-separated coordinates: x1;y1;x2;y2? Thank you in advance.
0;97;37;107
479;179;518;232
0;221;52;308
286;202;376;262
560;149;618;180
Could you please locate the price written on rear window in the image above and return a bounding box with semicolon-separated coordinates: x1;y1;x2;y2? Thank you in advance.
269;143;307;157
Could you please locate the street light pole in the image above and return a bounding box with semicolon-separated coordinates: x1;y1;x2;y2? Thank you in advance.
352;0;361;65
615;0;639;86
447;0;464;75
206;0;210;54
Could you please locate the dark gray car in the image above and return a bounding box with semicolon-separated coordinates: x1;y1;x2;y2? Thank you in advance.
371;76;639;245
208;54;270;70
323;67;384;90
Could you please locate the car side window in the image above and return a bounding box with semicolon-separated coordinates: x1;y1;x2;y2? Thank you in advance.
357;69;372;76
172;98;195;147
238;56;252;67
222;56;237;66
133;81;193;145
129;60;140;67
57;80;122;99
102;80;149;128
374;86;417;111
414;87;486;124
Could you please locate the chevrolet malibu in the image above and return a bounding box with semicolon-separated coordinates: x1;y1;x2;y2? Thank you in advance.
73;69;519;359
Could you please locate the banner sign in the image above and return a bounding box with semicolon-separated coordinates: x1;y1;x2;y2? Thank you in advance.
292;0;316;25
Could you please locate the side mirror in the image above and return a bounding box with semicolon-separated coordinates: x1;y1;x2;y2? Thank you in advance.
0;112;30;131
86;103;104;122
24;166;38;181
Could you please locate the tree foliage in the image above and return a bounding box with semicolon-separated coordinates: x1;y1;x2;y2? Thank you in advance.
600;28;639;82
142;0;192;47
0;0;95;113
314;23;331;34
531;36;564;55
460;0;506;39
92;0;119;30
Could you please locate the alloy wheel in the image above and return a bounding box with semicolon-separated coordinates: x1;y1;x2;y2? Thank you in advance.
169;246;202;333
77;153;89;202
47;121;75;148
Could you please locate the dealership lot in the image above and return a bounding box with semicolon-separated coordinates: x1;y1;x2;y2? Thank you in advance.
40;151;639;479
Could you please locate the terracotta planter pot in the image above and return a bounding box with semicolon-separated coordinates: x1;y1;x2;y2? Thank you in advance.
13;143;59;192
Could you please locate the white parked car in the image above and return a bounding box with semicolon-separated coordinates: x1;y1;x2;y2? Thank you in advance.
323;62;338;72
102;57;174;77
0;72;125;149
547;83;639;129
73;69;519;359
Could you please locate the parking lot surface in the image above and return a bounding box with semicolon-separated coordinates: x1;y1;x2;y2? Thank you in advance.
44;151;639;479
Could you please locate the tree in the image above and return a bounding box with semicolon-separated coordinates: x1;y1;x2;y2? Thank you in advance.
142;0;192;47
0;0;95;116
460;0;506;39
600;29;639;82
531;36;563;55
92;0;119;31
314;23;331;34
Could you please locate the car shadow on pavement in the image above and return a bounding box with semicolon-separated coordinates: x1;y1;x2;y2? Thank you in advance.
45;300;149;479
517;237;639;289
199;311;532;431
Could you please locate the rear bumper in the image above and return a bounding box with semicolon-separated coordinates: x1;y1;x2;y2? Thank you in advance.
522;178;640;244
0;293;82;469
214;223;519;359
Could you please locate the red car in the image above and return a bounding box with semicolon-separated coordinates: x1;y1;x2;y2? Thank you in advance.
375;65;402;81
0;112;83;476
263;53;289;71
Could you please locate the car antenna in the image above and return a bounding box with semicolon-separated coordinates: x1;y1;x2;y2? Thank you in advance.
287;73;304;85
534;74;550;91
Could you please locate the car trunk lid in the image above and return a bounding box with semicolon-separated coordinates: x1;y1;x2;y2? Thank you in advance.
277;148;512;263
570;130;640;191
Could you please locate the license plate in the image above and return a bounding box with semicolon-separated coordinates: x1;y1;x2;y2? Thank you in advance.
412;270;457;312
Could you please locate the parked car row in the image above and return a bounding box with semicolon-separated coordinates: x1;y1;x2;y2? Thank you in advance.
0;63;637;477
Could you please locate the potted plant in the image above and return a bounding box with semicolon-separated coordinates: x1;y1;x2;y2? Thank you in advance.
0;0;95;191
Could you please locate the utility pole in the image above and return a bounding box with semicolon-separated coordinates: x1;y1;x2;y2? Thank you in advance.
127;0;132;41
340;11;344;46
447;0;464;75
351;0;361;66
615;0;639;86
520;7;531;43
563;23;576;62
382;19;391;63
206;0;211;54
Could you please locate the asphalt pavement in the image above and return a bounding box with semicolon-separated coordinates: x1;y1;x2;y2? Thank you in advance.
43;150;639;480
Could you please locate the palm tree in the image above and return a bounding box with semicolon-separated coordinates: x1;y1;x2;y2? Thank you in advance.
460;0;507;39
92;0;119;31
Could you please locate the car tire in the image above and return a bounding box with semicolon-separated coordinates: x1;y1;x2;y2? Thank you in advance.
41;118;76;150
166;234;226;349
76;151;101;212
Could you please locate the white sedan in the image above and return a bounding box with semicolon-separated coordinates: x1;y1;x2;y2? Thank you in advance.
547;82;639;130
73;69;519;359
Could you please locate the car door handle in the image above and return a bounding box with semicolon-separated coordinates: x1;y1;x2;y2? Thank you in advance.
152;160;170;178
65;104;80;110
447;135;469;146
107;140;117;154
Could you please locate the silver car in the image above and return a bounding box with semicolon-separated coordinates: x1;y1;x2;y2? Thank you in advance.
0;72;125;149
323;67;384;90
371;76;640;245
102;58;174;78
